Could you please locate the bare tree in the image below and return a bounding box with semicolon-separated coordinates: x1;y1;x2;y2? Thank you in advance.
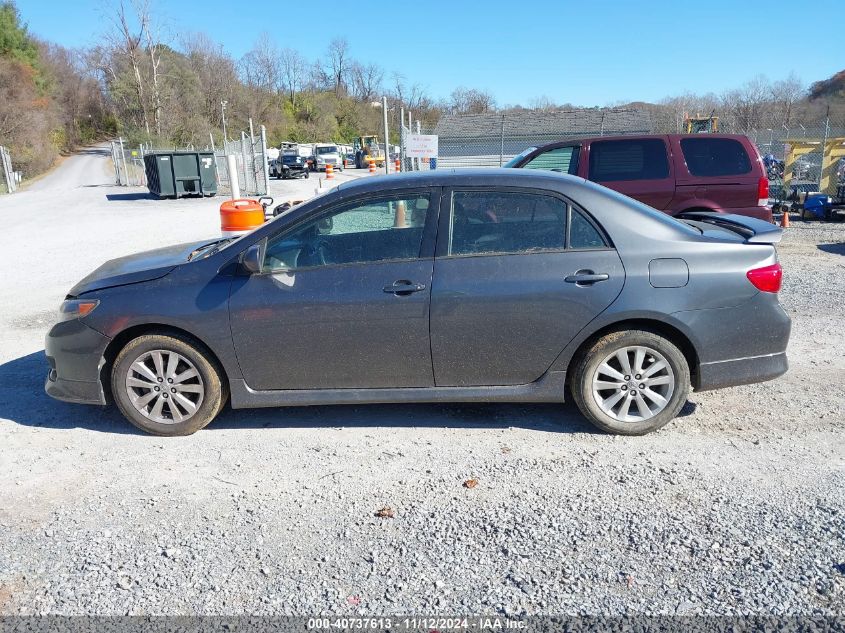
349;61;383;102
104;0;150;135
182;33;239;132
280;47;305;106
720;75;771;132
240;36;281;92
326;37;349;97
770;73;804;127
450;87;496;114
134;0;166;137
528;95;556;111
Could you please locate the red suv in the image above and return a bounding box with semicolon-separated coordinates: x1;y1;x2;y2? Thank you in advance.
505;134;771;222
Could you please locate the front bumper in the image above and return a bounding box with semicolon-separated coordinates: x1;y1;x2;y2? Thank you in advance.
44;319;111;406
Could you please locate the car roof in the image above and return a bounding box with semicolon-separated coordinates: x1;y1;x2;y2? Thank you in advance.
335;168;586;194
525;133;752;148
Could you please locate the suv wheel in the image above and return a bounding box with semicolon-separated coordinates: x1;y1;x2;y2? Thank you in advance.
571;330;690;435
111;333;227;436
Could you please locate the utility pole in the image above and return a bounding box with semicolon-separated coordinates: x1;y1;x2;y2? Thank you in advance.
382;96;390;175
221;100;228;142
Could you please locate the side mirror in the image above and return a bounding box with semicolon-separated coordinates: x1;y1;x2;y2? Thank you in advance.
241;243;263;274
317;216;333;233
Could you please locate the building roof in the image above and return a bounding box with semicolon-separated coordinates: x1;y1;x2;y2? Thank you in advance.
433;108;652;139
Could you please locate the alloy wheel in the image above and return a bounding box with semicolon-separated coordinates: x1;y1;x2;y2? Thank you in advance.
124;350;205;424
591;345;675;423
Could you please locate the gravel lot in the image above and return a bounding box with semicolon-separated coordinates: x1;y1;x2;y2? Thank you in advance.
0;148;843;616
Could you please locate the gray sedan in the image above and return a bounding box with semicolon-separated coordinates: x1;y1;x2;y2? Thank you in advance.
45;170;790;436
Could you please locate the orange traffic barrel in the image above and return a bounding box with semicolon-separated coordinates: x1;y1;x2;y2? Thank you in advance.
326;163;334;179
220;199;265;237
394;157;401;173
368;158;376;174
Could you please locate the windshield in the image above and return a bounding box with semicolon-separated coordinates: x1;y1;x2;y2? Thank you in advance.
503;147;537;168
317;146;337;155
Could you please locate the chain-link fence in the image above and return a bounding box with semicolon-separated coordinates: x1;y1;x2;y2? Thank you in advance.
212;122;270;197
402;109;653;171
1;145;19;194
110;121;270;197
734;116;845;198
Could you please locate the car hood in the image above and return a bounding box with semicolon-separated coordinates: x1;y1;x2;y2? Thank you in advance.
69;239;215;296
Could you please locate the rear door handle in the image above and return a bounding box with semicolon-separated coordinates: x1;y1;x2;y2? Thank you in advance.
565;271;609;285
383;280;427;295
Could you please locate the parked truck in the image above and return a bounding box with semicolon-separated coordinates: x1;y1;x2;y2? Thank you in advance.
270;142;310;179
310;143;344;172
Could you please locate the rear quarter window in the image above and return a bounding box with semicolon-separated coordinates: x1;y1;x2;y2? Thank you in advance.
680;138;752;176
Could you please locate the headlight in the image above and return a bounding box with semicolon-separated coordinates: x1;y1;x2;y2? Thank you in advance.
58;299;99;322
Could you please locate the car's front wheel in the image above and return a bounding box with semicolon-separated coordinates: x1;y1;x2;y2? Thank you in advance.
111;333;227;436
571;330;690;435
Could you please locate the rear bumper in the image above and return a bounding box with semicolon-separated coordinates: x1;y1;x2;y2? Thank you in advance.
673;292;791;390
697;351;788;391
723;205;773;223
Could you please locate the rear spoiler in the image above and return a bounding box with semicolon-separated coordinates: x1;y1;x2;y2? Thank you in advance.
677;211;783;244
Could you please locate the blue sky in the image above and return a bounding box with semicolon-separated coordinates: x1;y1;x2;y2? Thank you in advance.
16;0;843;106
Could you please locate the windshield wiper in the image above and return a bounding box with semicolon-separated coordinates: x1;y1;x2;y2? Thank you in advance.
188;238;234;261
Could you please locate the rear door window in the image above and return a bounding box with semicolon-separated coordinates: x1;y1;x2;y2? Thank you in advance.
521;146;579;174
680;137;752;176
588;139;669;182
449;191;567;256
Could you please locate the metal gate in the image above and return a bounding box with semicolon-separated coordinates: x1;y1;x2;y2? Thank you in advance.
0;145;18;194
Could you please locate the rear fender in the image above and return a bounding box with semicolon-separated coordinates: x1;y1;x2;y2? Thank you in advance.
549;309;703;374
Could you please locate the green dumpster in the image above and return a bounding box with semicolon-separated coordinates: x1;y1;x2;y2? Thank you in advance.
144;151;217;198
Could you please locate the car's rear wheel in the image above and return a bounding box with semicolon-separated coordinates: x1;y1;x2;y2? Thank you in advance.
571;330;690;435
111;333;227;436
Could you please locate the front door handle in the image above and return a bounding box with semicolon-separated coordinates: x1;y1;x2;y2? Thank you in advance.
383;280;427;296
565;271;609;285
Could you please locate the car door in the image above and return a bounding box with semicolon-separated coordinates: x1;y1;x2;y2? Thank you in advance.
228;189;439;391
430;187;625;387
585;138;675;209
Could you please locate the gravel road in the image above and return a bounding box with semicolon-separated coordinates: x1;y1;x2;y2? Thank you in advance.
0;148;843;616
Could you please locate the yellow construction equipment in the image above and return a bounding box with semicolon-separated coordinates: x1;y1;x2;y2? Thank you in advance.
782;137;845;195
683;112;719;134
353;135;385;169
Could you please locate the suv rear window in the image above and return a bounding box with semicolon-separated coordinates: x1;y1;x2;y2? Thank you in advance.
681;138;751;176
588;139;669;182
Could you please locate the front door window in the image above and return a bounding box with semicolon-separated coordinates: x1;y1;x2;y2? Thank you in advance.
264;194;431;271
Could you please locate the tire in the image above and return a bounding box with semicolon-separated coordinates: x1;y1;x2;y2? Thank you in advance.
111;333;228;436
570;329;690;435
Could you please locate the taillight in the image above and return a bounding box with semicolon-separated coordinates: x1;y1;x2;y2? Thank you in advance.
747;263;782;293
757;177;769;206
